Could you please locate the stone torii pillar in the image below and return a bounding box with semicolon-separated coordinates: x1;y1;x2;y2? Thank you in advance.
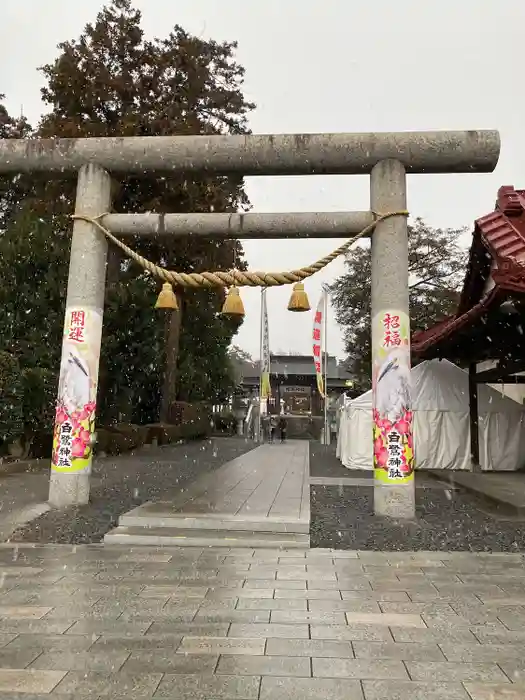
0;130;500;516
49;164;112;508
370;159;412;518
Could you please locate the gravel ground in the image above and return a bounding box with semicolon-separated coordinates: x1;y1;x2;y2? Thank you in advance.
12;437;525;552
9;437;255;545
309;442;372;479
309;441;525;552
311;484;525;552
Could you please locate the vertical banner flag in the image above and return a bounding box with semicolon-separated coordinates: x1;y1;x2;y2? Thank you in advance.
51;307;103;475
260;289;271;399
372;310;414;484
313;293;325;397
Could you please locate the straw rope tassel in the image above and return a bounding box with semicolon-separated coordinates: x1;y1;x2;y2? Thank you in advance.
155;282;179;310
288;282;311;312
71;211;409;290
221;286;245;316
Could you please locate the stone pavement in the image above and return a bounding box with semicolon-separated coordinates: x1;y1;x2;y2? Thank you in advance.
104;442;310;548
0;544;524;698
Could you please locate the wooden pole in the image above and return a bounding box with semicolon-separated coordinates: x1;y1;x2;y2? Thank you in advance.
159;302;183;424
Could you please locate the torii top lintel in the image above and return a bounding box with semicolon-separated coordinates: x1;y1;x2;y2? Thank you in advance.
0;130;500;176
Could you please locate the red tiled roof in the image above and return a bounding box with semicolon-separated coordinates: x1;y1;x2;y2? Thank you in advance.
410;316;456;347
412;186;525;355
412;287;502;354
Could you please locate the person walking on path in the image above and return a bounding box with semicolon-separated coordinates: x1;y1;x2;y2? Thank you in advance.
261;413;270;443
278;415;287;443
269;415;277;443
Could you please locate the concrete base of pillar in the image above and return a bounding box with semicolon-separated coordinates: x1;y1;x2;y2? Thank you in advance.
48;472;90;508
374;483;416;520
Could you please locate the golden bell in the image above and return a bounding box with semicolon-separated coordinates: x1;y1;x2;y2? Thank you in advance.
155;282;179;310
221;286;245;317
287;282;310;312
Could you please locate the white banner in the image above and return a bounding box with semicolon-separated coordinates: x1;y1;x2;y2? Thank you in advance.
260;289;271;398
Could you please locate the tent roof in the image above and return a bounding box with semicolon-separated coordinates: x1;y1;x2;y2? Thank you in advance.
350;359;525;414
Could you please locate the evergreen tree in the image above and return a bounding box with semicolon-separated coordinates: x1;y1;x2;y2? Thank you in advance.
0;96;32;230
0;352;24;446
37;0;253;255
330;219;467;391
0;206;67;372
0;207;66;446
1;0;254;422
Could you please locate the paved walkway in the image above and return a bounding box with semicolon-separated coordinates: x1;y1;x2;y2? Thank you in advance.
2;441;525;697
0;544;523;698
122;442;308;520
104;442;310;548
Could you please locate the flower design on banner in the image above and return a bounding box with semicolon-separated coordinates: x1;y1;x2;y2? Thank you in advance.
373;408;414;477
52;400;96;469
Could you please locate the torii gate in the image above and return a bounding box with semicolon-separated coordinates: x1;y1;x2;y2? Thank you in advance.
0;130;500;519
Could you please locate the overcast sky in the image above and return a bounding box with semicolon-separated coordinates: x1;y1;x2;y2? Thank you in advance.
2;0;523;359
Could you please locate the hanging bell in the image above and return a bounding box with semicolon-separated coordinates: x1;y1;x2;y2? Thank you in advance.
155;282;179;310
221;286;245;317
287;282;311;312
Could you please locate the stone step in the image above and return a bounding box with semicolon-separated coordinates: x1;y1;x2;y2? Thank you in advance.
103;525;310;548
118;512;309;534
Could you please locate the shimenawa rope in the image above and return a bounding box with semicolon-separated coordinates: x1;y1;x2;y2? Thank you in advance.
71;210;409;289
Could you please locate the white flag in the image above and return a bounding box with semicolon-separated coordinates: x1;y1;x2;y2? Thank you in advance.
260;289;271;398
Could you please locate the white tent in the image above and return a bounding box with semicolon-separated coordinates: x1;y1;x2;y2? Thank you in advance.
337;359;525;471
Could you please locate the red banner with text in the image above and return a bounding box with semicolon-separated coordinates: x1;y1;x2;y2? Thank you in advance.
312;295;325;397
